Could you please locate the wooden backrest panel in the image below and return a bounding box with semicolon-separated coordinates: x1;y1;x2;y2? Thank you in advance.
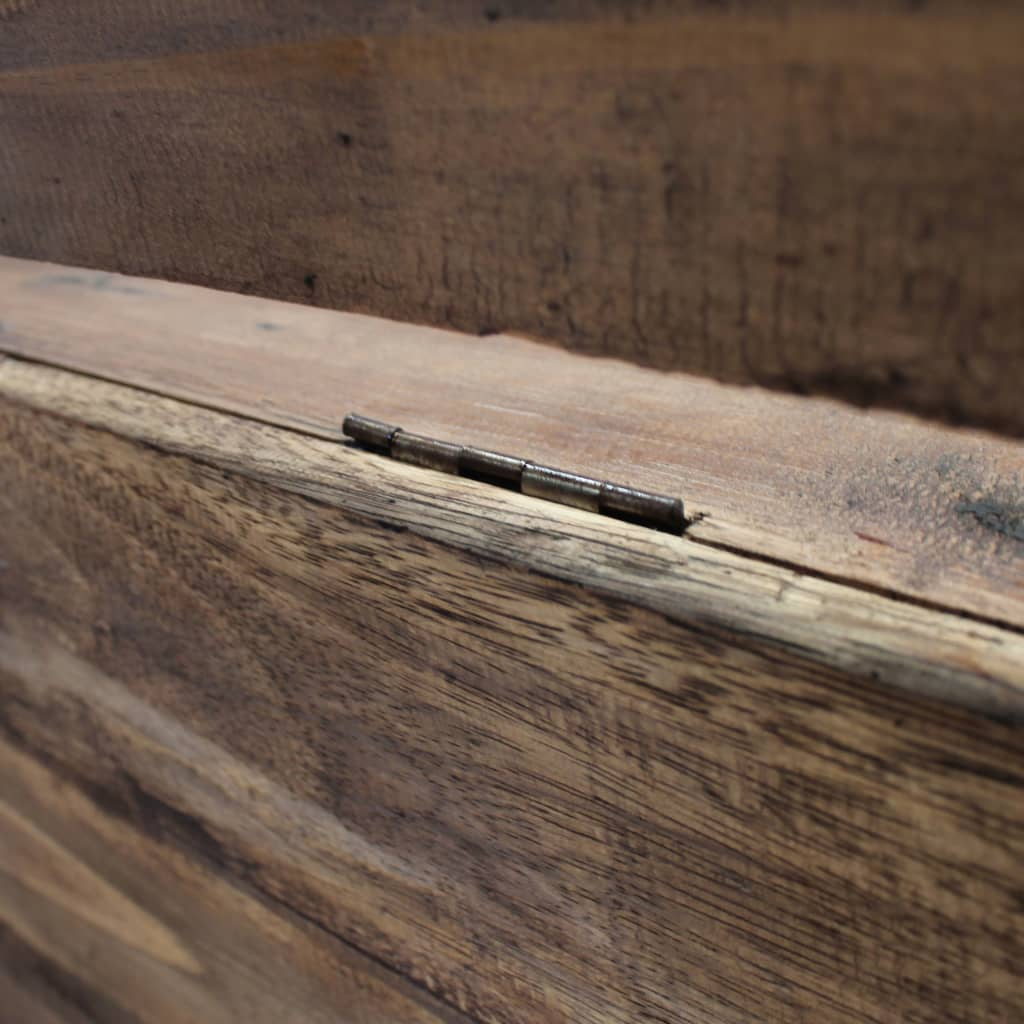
2;2;1023;433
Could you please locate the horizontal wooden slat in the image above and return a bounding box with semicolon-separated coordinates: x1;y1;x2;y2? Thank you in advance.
0;365;1022;1022
2;356;1022;721
1;2;1022;432
1;257;1022;632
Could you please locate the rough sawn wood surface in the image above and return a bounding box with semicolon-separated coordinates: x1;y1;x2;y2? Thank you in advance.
2;1;1023;432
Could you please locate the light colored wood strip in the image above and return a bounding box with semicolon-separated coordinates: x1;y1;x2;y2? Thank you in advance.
1;257;1022;632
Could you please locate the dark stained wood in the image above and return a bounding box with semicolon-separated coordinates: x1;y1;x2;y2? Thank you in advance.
1;365;1023;1023
0;938;105;1024
0;742;473;1024
1;257;1022;632
1;3;1023;433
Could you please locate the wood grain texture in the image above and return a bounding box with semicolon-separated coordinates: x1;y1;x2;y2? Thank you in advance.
0;365;1022;1023
1;2;1023;433
2;356;1022;723
1;257;1022;632
0;742;472;1024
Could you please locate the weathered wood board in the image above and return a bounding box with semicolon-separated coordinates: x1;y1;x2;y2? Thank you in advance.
2;2;1023;432
0;742;470;1024
1;257;1022;634
1;357;1023;1022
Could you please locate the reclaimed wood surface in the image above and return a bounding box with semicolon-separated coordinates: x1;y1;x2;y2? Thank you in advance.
0;743;470;1024
2;2;1023;433
0;358;1022;1023
1;257;1022;634
3;356;1022;722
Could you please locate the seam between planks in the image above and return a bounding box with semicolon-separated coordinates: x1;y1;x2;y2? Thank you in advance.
2;345;1022;642
2;355;1024;726
2;353;1023;726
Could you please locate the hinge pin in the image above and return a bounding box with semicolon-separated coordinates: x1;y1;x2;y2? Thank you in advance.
342;413;685;534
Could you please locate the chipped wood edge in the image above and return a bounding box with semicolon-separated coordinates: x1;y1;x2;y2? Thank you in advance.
2;355;1022;724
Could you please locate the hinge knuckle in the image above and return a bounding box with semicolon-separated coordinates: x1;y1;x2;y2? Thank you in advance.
391;432;461;474
342;414;401;454
458;448;525;489
522;464;601;513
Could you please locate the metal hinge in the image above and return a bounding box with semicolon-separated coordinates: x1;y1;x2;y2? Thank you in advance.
343;413;685;534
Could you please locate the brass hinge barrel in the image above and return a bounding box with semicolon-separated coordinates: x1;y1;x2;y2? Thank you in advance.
343;413;686;534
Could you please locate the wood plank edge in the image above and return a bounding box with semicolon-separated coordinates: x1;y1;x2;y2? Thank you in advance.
3;256;1022;636
2;354;1023;725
